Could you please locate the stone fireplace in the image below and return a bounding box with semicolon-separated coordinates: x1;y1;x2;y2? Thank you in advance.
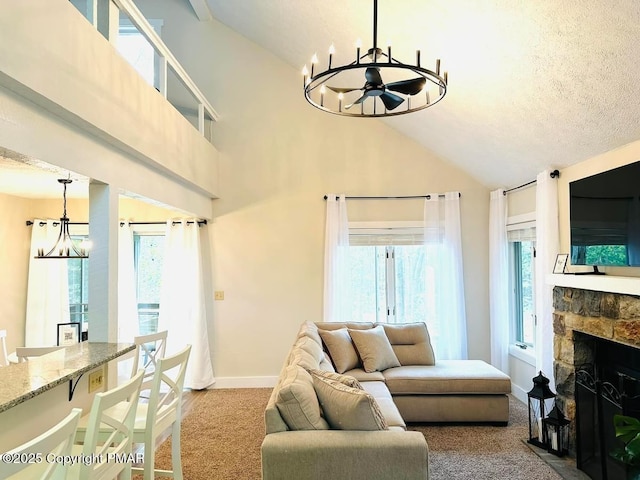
552;285;640;479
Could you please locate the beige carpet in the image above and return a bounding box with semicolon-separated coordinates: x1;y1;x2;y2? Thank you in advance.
407;400;563;480
149;388;270;480
150;389;564;480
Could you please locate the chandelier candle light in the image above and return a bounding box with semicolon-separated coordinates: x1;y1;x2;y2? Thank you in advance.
302;0;448;117
35;178;90;259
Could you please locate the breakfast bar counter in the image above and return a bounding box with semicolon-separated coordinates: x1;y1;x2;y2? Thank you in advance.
0;342;135;414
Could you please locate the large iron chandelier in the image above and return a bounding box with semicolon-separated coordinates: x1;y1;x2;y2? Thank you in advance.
302;0;448;118
35;178;89;259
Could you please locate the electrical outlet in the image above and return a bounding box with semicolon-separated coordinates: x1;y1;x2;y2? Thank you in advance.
88;368;104;393
214;291;225;301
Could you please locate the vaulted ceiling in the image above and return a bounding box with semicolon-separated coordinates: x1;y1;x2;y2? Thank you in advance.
198;0;640;189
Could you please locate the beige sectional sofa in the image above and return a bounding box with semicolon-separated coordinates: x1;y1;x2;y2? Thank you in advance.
261;321;511;480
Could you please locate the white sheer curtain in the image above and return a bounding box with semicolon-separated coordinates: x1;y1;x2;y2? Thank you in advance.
323;194;351;322
25;219;70;346
535;169;559;388
117;222;138;342
424;192;468;359
158;220;215;389
489;189;510;374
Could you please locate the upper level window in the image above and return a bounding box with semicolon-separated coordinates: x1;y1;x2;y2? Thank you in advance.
117;20;163;88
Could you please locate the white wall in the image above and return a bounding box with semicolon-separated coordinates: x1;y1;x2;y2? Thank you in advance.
0;194;31;354
0;0;219;202
506;184;536;217
133;0;491;384
0;0;219;351
0;193;188;357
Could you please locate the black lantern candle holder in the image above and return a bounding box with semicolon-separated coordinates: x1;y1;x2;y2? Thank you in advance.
542;404;570;456
527;371;556;448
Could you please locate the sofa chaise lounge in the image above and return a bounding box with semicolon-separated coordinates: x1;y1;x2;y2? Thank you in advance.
261;321;512;480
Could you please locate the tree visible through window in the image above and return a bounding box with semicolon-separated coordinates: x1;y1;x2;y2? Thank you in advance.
67;252;88;335
134;234;164;335
510;240;535;346
66;233;165;337
349;244;432;324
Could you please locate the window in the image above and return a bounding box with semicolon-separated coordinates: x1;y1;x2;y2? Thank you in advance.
348;222;432;324
507;217;536;347
67;242;89;335
66;232;165;337
133;233;165;335
117;20;163;89
68;3;162;88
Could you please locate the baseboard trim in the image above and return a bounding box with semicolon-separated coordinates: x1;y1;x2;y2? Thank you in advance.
207;376;278;389
511;382;528;404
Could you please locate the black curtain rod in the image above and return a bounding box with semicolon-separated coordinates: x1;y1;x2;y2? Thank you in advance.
119;220;207;227
26;220;207;227
323;193;461;200
503;169;559;195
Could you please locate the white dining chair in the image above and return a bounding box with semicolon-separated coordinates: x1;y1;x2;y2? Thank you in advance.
0;407;82;479
69;370;144;480
117;330;168;393
0;330;9;366
131;330;168;390
131;344;191;480
76;344;191;480
15;346;64;362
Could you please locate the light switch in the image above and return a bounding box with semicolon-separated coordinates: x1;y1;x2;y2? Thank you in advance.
214;291;224;301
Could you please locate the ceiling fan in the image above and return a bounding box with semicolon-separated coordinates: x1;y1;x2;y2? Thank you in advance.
327;67;427;111
302;0;447;117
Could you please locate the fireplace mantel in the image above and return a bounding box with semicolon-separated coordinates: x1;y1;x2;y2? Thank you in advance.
547;274;640;296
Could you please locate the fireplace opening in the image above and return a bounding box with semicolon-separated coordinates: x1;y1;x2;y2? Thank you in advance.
574;332;640;480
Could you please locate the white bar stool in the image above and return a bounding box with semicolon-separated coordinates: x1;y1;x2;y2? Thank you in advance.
0;408;82;479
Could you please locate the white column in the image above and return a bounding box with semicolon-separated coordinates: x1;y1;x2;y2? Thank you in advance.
88;182;119;343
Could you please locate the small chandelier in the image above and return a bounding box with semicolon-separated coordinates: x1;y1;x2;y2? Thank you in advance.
302;0;448;118
35;178;89;259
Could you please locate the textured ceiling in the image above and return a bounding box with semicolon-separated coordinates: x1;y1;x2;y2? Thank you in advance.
0;149;88;199
203;0;640;189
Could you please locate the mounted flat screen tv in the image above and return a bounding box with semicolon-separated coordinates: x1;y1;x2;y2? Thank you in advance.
570;161;640;266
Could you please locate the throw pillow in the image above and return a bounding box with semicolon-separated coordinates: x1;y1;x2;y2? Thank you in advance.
275;365;329;430
348;325;401;373
308;368;363;389
312;375;388;431
318;328;360;373
381;323;436;366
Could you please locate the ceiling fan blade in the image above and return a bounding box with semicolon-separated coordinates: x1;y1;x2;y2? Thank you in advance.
380;92;404;110
386;77;427;96
326;86;361;94
365;67;383;85
345;91;373;109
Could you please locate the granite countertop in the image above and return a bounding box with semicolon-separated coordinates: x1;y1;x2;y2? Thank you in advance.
0;342;135;413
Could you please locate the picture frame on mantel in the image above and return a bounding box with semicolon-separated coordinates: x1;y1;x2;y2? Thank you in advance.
553;253;569;274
